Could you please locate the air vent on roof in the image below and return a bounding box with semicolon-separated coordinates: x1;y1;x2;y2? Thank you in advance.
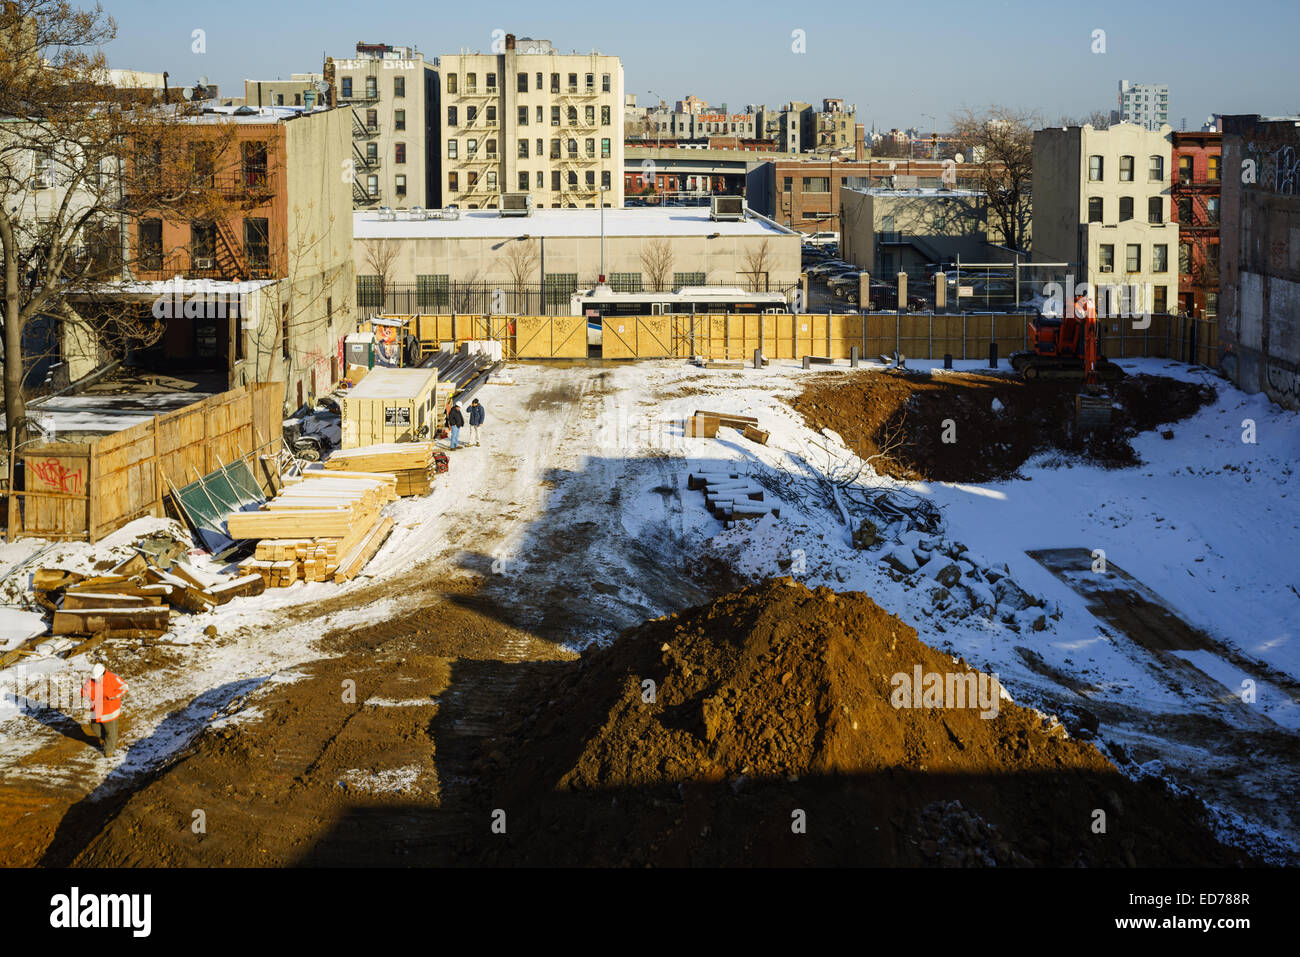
710;195;746;221
409;206;428;221
499;192;534;217
377;206;396;222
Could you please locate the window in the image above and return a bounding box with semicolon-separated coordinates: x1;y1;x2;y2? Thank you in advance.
585;106;595;126
394;76;405;97
467;170;477;187
395;174;406;197
486;138;497;158
1119;197;1134;221
447;74;457;94
550;73;559;93
517;72;528;93
357;275;383;308
1207;155;1220;181
1206;291;1218;317
586;138;595;157
1179;242;1192;273
1148;155;1163;181
536;171;543;189
518;172;528;190
395;109;406;131
518;106;529;126
341;77;352;98
516;139;528;160
1178;155;1193;183
601;73;610;93
448;172;458;191
1178;197;1193;222
1098;244;1114;272
365;76;377;99
1148;197;1162;223
551;170;560;192
674;271;706;286
783;176;792;192
1153;244;1168;272
466;105;476;124
1153;286;1167;313
551;106;560;127
1126;244;1141;272
567;73;577;92
544;273;577;306
467;138;478;156
486;73;496;93
601;170;611;189
610;272;641;292
244;218;269;270
1206;244;1219;274
366;174;379;197
1088;197;1103;222
416;275;449;309
1207;197;1220;224
486;170;497;189
135;219;162;271
241;140;268;188
366;142;378;163
395;143;406;164
568;139;578;158
585;73;594;92
448;106;457;126
1088;155;1104;180
601;105;610;126
550;139;560;159
601;138;611;158
275;93;284;106
567;107;577;126
448;140;458;159
466;73;476;93
567;170;577;188
585;170;595;187
802;176;830;192
1119;155;1134;181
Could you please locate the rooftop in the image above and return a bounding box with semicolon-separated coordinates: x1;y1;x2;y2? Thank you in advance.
353;207;796;239
844;186;984;198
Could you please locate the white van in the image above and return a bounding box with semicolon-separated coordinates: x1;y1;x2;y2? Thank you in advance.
804;231;840;246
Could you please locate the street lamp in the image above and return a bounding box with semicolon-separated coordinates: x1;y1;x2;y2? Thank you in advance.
921;113;936;159
599;185;611;284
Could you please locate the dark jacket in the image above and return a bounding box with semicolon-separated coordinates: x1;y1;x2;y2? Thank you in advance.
468;402;485;426
447;406;465;427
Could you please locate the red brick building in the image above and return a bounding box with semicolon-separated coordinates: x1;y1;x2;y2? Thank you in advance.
1170;130;1222;318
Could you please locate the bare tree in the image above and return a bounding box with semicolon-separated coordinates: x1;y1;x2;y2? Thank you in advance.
741;238;773;292
496;238;538;309
361;238;400;312
949;105;1039;252
1;0;241;442
640;238;675;292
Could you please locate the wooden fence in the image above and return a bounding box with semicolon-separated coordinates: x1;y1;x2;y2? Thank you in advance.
8;382;284;542
368;312;1219;367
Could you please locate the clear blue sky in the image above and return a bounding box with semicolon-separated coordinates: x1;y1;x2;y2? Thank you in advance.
99;0;1296;130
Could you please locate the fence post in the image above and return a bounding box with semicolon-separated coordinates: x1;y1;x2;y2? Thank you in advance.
927;312;933;360
962;313;967;359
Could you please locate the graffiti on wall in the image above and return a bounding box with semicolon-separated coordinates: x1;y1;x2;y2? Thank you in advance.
29;459;84;494
1242;141;1300;195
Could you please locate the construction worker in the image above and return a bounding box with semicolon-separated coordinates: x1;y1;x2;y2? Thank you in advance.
447;402;465;450
467;398;485;447
80;663;126;757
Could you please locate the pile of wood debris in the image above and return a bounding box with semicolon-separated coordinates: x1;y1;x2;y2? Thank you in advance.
685;409;769;445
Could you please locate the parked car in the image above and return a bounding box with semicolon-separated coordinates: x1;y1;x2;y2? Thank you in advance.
803;230;840;247
806;260;853;279
852;280;928;311
828;273;867;298
822;266;861;286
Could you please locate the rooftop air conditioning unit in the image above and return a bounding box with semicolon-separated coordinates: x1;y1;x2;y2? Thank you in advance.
440;206;460;220
409;205;428;221
499;192;534;217
193;257;215;270
377;206;396;222
710;195;746;221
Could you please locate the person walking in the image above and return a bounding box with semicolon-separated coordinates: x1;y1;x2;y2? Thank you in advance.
467;398;485;446
80;663;126;757
447;402;465;450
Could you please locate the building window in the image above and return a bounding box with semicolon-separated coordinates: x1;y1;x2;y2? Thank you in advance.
610;272;641;292
466;73;476;94
1147;197;1162;223
1148;155;1163;181
416;275;449;309
1179;242;1192;274
567;139;577;158
1153;244;1168;272
550;73;559;93
447;74;457;94
1207;244;1219;275
585;73;594;92
536;72;543;90
447;140;457;159
550;139;560;159
1178;197;1193;223
567;73;577;93
395;143;406;164
341;77;352;98
1088;155;1104;181
486;138;497;158
486;73;496;93
466;138;478;157
515;139;527;160
1088;197;1103;223
394;76;405;97
366;174;378;197
1206;292;1218;317
138;219;162;270
275;93;284;106
365;141;378;164
518;172;528;190
1126;244;1141;272
601;73;610;93
802;176;830;192
467;170;477;187
466;105;476;124
551;106;560;127
365;76;377;99
536;171;543;189
517;72;528;93
601;138;611;158
447;106;457;126
191;221;215;270
586;138;595;157
601;105;610;126
395;109;406;131
357;275;383;308
1207;155;1220;181
782;176;792;192
674;271;706;286
567;106;577;126
1178;155;1193;183
1119;197;1134;222
448;172;458;191
1098;244;1114;272
487;105;497;126
544;273;577;306
551;170;560;192
568;171;578;188
585;170;595;187
518;106;529;126
395;174;406;197
1153;286;1167;313
486;170;497;189
1207;196;1220;224
365;109;378;131
1119;155;1134;181
244;218;269;270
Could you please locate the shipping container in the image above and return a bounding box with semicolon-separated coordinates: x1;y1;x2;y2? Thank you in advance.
340;367;439;448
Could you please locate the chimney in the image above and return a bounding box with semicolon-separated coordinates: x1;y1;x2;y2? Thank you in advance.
505;33;516;51
854;123;865;161
324;57;336;108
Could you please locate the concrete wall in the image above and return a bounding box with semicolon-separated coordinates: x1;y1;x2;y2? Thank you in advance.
841;188;991;277
1219;115;1300;409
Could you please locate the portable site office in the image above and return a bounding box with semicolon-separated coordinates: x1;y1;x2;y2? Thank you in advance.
340;367;439;449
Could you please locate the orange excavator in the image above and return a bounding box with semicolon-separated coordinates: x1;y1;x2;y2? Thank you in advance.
1010;294;1119;428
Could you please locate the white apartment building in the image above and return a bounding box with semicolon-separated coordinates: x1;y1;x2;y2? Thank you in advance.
327;43;438;209
1033;122;1176;317
434;33;624;209
1118;81;1170;132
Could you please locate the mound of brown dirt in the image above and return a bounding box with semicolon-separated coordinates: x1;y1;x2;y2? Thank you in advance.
792;371;1216;482
490;579;1247;866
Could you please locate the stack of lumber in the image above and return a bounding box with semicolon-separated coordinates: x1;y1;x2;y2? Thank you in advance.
323;442;441;497
231;472;396;586
686;411;768;445
687;470;781;524
24;553;266;645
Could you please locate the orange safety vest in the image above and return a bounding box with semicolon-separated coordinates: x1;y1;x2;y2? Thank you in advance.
80;672;126;723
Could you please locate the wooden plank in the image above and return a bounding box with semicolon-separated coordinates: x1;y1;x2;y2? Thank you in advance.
694;409;759;425
61;592;161;610
32;568;84;591
334;515;394;583
742;426;770;445
209;573;267;604
226;508;358;539
52;606;170;636
685;416;720;438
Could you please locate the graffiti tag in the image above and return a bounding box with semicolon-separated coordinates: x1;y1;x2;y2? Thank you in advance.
30;459;84;494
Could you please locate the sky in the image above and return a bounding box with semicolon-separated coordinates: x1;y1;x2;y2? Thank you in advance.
98;0;1298;130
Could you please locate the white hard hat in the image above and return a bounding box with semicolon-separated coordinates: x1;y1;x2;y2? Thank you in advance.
92;663;105;679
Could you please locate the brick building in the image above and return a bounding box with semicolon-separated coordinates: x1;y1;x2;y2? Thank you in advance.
1170;130;1222;318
